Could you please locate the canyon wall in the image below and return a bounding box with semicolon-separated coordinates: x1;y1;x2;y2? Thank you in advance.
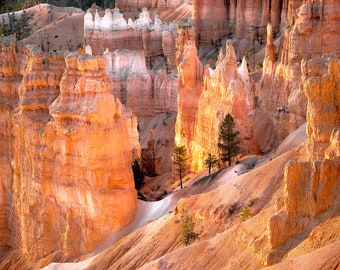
193;0;284;46
116;0;187;11
268;56;340;262
0;37;22;250
175;23;262;172
0;38;139;262
259;0;340;146
84;6;182;64
84;7;181;175
104;49;177;117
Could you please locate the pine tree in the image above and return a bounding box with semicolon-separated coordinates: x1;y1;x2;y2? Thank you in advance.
203;153;219;175
16;10;31;40
173;145;188;189
218;113;240;166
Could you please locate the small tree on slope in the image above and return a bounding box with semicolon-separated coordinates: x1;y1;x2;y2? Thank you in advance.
218;113;241;166
204;153;219;175
173;145;188;189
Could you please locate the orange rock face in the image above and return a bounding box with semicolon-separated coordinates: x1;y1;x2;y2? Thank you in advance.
268;56;340;254
174;22;203;169
175;22;258;171
0;39;139;262
0;37;21;250
258;0;340;148
303;57;340;161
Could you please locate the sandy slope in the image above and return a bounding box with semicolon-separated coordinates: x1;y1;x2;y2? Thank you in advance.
0;4;84;51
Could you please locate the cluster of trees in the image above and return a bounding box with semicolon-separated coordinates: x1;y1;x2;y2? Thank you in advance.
0;10;32;40
172;113;240;189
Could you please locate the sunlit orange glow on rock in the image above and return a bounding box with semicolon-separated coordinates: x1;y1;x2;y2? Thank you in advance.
0;38;139;261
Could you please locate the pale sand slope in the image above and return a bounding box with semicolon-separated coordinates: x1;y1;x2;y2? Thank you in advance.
42;123;336;270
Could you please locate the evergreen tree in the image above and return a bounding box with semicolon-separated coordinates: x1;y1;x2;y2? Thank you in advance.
218;113;240;166
16;10;31;40
132;159;145;191
203;153;219;175
173;145;188;189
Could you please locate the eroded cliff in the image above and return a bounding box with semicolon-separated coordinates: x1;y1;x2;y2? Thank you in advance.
175;22;269;172
0;37;21;251
268;55;340;263
0;38;139;264
259;0;340;146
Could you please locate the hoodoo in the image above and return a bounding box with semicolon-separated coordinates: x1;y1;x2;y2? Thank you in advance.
0;0;338;269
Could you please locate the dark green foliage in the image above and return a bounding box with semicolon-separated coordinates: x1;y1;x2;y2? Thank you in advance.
1;0;41;13
15;10;32;40
178;204;202;246
218;113;241;166
180;213;201;246
132;159;145;191
203;153;219;175
172;145;188;189
0;10;32;40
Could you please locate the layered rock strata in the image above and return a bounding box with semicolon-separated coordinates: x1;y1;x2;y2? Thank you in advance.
0;37;22;250
193;0;227;44
193;0;284;46
175;22;203;165
268;56;340;259
104;49;177;117
259;0;340;135
116;0;187;12
0;41;139;262
84;7;180;65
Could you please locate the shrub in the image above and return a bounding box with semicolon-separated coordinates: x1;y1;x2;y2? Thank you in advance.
180;213;201;246
239;206;253;222
178;204;202;246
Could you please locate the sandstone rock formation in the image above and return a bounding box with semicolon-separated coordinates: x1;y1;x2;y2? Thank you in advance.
0;37;21;250
192;0;284;47
175;21;259;171
193;0;227;44
174;22;203;170
104;49;177;116
84;6;184;63
1;0;339;268
259;0;340;144
0;39;140;263
116;0;187;12
268;56;340;261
